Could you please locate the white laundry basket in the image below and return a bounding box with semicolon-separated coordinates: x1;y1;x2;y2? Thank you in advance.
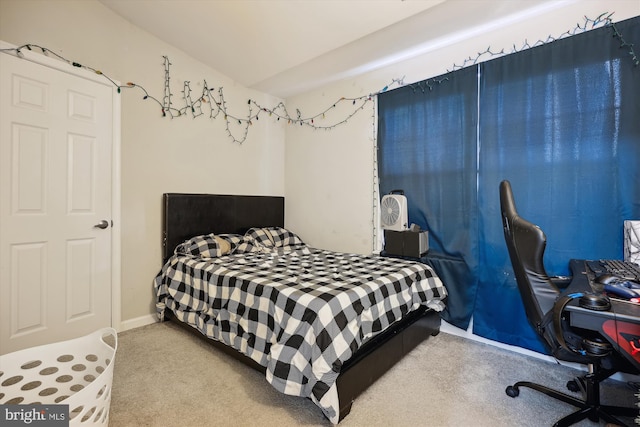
0;328;117;426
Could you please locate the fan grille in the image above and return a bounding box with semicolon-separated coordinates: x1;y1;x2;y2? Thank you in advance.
382;196;400;225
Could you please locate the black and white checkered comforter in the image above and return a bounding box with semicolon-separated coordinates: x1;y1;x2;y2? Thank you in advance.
154;247;446;423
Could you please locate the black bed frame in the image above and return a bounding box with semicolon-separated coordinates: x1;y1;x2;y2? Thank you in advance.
161;193;441;422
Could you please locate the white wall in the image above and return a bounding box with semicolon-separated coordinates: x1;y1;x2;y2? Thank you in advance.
1;0;638;329
284;0;640;255
0;0;286;326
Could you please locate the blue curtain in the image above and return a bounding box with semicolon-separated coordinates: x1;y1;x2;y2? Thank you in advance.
377;66;479;329
378;17;640;352
474;17;640;351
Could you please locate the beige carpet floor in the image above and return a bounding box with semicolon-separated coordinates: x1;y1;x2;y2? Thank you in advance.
108;321;638;427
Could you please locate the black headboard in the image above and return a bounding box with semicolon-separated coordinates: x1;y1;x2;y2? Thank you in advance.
162;193;285;262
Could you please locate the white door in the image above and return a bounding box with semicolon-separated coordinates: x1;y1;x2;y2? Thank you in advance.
0;50;114;354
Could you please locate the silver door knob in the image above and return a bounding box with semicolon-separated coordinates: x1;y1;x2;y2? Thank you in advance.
94;220;109;229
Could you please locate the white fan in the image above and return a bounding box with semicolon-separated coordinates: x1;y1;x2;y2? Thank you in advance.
381;193;408;231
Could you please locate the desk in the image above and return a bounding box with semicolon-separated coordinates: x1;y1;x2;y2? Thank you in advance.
564;259;640;372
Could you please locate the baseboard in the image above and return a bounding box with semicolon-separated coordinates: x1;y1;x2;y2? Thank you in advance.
120;314;158;332
440;320;557;364
441;320;640;384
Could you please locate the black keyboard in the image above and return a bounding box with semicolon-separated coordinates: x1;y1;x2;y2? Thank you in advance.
586;259;640;281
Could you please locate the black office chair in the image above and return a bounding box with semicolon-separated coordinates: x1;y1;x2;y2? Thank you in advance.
499;180;637;427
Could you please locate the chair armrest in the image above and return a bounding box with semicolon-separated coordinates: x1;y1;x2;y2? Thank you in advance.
551;293;586;355
550;276;572;289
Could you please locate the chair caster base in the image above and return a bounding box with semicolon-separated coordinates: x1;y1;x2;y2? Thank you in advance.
566;379;580;393
505;385;519;398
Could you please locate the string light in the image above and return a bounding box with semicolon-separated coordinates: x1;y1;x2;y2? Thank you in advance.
0;12;635;145
447;12;638;71
371;95;380;253
407;77;450;93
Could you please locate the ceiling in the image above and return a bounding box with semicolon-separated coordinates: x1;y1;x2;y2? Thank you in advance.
98;0;565;98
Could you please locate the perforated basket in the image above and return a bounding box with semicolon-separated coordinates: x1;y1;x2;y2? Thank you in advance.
0;328;117;426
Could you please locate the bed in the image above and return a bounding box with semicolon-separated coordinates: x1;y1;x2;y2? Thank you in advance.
154;193;447;423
